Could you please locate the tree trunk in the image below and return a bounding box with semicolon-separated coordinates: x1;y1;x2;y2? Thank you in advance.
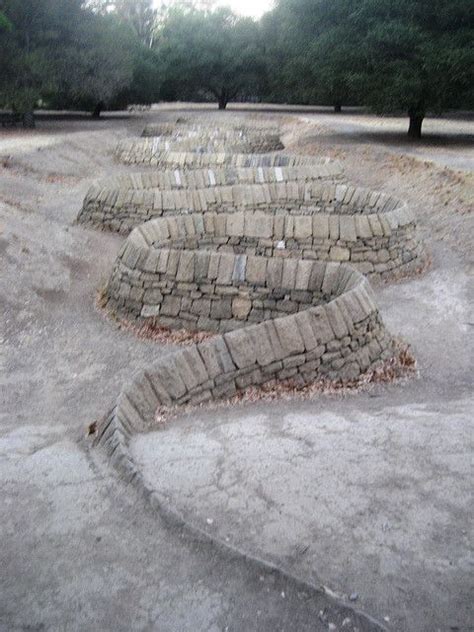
408;113;424;139
217;94;227;110
92;101;104;118
22;111;35;128
334;104;342;113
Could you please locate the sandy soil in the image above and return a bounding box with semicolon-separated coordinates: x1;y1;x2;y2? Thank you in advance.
0;106;472;632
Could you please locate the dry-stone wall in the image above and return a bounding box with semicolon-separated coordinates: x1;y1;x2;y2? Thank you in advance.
141;124;283;149
141;122;281;137
89;118;406;495
80;180;424;278
96;259;395;457
116;133;284;162
79;161;343;231
82;163;343;194
104;212;394;346
114;150;330;170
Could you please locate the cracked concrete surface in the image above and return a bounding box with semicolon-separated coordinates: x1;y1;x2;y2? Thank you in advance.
1;108;472;631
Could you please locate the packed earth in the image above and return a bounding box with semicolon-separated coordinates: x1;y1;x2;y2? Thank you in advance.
1;105;473;632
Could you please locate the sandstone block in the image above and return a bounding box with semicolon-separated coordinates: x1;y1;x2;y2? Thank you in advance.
329;246;350;261
274;316;305;355
224;328;257;369
310;306;336;344
161;295;181;317
198;337;236;378
246;256;267;285
339;216;357;242
232;297;252;319
313;215;330;240
325;302;349;338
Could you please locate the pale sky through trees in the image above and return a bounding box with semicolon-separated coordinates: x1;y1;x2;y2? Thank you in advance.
214;0;274;18
155;0;274;19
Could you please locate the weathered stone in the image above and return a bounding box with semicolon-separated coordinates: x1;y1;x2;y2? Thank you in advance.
161;295;181;316
141;304;160;318
224;328;257;368
325;302;349;338
309;307;335;344
330;246;350;262
176;251;195;282
210;298;232;320
274;316;305;355
232;297;252;319
339;216;357;242
246;256;267;285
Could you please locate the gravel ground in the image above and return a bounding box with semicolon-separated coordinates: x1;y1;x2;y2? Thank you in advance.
0;106;472;632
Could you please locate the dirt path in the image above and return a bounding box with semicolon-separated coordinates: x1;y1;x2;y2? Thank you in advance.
1;108;472;632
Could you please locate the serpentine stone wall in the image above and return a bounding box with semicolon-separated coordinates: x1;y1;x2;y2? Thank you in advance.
79;161;343;231
141;122;281;137
116;134;284;164
115;150;326;170
141;125;283;150
83;163;343;193
80;179;424;278
96;261;395;462
104;211;397;338
90;119;406;513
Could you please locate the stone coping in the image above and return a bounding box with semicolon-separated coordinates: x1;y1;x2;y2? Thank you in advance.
116;136;284;163
114;150;327;170
103;204;423;328
97;260;395;456
80;161;343;218
141;122;281;137
87;162;342;191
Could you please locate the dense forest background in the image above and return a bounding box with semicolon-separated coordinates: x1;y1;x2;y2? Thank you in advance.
0;0;473;137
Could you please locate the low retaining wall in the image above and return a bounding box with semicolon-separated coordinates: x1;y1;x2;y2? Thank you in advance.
105;211;399;332
79;161;343;229
116;135;284;163
82;162;343;194
80;182;425;278
113;150;325;170
141;125;282;148
98;259;395;447
141;122;281;137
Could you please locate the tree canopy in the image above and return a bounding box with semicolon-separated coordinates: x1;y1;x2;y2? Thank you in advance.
263;0;474;136
1;0;472;135
0;0;161;115
155;6;264;109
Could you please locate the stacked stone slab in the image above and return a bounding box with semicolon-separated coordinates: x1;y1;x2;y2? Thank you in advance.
105;211;397;339
89;119;407;493
115;133;284;163
140;126;284;152
82;163;343;195
79;160;343;232
141;122;281;137
95;256;396;477
80;180;424;279
114;150;331;170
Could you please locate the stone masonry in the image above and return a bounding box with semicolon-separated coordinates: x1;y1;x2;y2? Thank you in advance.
91;118;403;493
80;180;425;279
115;133;284;163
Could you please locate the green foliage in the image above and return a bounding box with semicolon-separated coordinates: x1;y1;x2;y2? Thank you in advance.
1;0;472;132
264;0;474;135
51;13;134;110
0;9;12;30
0;0;160;113
155;6;264;108
86;0;156;47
